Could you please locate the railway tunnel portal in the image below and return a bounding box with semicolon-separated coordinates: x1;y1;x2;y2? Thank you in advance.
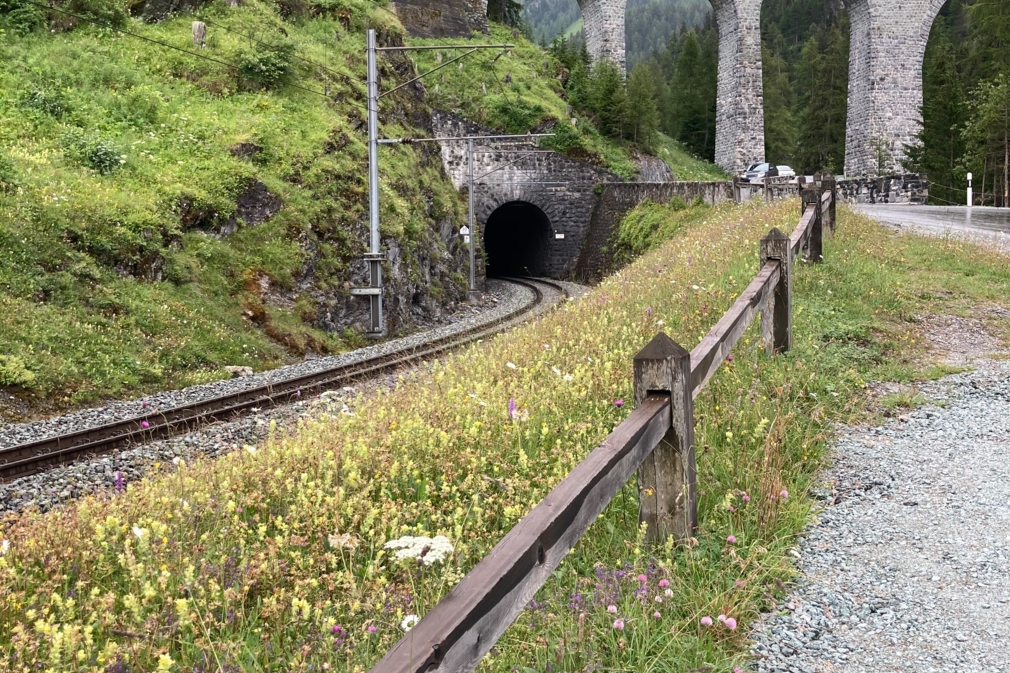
483;201;552;277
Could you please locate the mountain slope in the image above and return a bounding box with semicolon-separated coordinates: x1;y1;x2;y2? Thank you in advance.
0;0;654;410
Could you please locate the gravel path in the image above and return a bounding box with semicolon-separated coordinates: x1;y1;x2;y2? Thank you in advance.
750;359;1010;673
0;279;532;448
0;278;579;515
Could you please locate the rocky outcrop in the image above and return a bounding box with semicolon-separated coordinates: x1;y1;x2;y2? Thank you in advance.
633;151;676;183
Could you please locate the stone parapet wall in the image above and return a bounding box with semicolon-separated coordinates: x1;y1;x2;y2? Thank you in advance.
837;174;929;205
574;181;735;281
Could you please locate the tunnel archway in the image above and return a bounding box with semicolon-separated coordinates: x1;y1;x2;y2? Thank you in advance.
483;201;552;277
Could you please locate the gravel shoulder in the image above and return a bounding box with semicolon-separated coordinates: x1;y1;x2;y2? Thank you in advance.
750;317;1010;672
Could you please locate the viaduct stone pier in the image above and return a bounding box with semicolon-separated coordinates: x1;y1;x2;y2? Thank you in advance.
392;0;950;180
577;0;628;71
843;0;946;177
711;0;765;174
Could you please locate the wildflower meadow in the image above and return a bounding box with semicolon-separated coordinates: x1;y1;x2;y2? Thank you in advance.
3;201;1010;672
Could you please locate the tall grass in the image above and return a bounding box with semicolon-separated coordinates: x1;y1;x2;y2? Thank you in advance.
2;203;1010;671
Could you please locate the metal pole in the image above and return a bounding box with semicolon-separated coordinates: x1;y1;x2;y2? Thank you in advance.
365;28;383;335
468;138;476;295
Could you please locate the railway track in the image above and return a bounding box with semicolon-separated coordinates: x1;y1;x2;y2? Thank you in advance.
0;277;566;482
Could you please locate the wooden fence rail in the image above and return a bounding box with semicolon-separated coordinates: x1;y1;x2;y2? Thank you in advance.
370;178;838;673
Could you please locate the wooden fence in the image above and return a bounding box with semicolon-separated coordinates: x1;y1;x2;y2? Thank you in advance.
370;178;838;673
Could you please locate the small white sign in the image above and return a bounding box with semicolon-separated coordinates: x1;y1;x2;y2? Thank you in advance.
555;233;565;239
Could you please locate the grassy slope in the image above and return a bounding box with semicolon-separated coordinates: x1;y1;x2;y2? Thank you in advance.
0;0;468;407
410;24;638;179
655;132;731;181
0;0;660;410
4;204;1009;670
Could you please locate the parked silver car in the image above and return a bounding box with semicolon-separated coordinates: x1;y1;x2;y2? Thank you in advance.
743;163;797;182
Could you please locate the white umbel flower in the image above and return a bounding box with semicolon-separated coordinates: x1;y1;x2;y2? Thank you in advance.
383;535;454;566
132;526;147;540
1;539;9;555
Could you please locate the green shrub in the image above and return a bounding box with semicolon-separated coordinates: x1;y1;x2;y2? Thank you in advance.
0;355;36;387
0;153;16;191
541;120;583;153
487;96;545;134
62;128;125;174
668;195;688;211
20;88;72;118
0;0;46;33
237;43;296;89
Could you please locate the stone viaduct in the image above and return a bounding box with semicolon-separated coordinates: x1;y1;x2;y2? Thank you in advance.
575;0;949;177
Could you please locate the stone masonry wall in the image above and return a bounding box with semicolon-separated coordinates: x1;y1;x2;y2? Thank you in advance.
838;174;929;204
431;111;618;280
574;181;735;281
711;0;765;175
843;0;946;177
390;0;488;38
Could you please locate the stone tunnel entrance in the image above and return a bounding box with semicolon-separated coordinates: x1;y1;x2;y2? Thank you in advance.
483;201;552;277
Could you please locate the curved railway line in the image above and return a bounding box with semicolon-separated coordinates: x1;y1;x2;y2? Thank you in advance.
0;277;567;482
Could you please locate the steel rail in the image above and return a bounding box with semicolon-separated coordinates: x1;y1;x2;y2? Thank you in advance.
0;278;566;481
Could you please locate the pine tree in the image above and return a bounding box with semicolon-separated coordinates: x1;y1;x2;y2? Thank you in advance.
793;25;848;174
762;42;795;165
962;75;1010;206
626;61;660;150
669;29;716;159
965;0;1010;80
588;59;629;139
906;26;967;205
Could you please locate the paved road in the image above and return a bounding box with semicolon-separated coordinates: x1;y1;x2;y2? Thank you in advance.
855;205;1010;239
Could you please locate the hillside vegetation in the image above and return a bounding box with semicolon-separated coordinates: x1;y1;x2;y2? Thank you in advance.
6;200;1009;670
0;0;676;411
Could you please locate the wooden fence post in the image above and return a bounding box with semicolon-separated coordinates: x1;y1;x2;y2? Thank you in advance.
801;188;823;262
760;228;792;354
822;176;837;231
192;21;206;47
634;333;696;543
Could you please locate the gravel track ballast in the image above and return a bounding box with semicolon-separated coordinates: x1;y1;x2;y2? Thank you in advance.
0;279;532;449
0;278;575;514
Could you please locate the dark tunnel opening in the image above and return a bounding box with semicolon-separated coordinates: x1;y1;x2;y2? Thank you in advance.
483;201;552;277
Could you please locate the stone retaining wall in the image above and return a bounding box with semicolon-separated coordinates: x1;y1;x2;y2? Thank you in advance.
574;182;735;281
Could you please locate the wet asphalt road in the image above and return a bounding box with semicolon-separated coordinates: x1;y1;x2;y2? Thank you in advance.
855;205;1010;238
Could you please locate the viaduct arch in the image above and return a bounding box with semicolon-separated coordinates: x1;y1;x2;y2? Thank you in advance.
575;0;948;177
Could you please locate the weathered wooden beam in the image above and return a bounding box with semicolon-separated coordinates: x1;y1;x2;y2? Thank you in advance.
635;333;696;543
370;396;672;673
789;207;815;260
761;228;792;354
690;261;780;396
802;189;823;262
